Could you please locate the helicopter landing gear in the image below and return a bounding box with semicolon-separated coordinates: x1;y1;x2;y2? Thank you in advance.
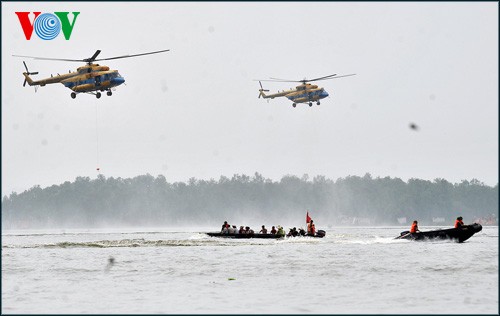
71;92;76;99
96;92;101;99
107;90;112;96
292;103;296;108
317;101;320;105
309;102;313;107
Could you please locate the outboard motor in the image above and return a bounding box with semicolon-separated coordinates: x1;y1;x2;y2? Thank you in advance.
316;230;326;237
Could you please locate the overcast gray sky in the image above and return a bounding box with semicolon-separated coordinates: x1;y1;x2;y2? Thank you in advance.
2;2;498;195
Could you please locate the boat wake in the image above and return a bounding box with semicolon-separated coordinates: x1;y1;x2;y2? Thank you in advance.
2;238;253;249
2;232;299;248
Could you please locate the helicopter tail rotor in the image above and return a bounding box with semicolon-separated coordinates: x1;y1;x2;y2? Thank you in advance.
258;81;269;98
22;61;39;87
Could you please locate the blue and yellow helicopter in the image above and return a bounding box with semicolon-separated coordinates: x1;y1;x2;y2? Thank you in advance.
255;74;355;108
13;49;169;99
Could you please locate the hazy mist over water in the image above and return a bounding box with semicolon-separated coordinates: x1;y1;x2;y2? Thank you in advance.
2;173;497;230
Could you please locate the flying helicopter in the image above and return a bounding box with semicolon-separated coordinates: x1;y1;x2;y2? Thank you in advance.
12;49;169;99
255;73;356;108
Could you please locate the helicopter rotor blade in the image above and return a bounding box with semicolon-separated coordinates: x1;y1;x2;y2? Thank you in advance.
257;81;270;98
258;74;354;83
253;78;299;83
326;73;356;79
307;74;338;82
312;74;356;81
83;50;101;63
266;74;338;83
13;49;170;64
13;54;84;62
268;78;303;82
21;61;39;87
93;49;170;62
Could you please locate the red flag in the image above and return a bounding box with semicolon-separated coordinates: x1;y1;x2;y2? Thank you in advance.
306;211;311;224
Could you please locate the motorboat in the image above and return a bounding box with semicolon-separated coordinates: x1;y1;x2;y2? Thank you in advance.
395;223;482;243
206;230;326;239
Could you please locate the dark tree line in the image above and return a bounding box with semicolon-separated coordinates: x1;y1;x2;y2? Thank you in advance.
2;173;498;229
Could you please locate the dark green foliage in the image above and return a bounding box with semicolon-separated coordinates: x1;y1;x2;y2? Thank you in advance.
1;173;497;228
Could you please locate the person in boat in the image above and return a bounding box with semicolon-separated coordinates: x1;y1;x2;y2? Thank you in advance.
307;220;316;236
228;225;235;234
232;225;239;234
270;226;277;234
221;221;229;233
287;227;299;237
260;225;268;234
245;226;255;235
239;226;245;234
222;222;231;235
410;220;420;234
455;216;465;228
299;228;306;236
276;225;285;237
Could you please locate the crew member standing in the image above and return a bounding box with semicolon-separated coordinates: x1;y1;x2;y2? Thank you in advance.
307;220;316;236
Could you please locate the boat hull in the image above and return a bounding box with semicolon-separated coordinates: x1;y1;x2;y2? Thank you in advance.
395;223;482;243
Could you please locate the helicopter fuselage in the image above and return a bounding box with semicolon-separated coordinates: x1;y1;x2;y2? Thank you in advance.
285;84;329;104
22;63;125;95
260;83;329;105
61;69;125;93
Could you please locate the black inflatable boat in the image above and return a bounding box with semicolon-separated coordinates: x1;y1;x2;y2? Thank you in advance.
207;230;326;239
395;223;482;243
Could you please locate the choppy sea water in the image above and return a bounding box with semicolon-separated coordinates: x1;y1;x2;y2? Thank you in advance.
2;226;498;314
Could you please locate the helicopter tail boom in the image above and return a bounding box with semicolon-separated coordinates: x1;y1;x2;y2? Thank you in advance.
21;61;40;87
258;81;270;98
22;73;36;86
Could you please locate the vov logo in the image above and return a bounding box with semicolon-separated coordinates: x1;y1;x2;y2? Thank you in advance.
15;12;80;40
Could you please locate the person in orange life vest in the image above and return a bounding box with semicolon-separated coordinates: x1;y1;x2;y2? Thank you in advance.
410;220;420;234
455;216;465;228
307;220;316;236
